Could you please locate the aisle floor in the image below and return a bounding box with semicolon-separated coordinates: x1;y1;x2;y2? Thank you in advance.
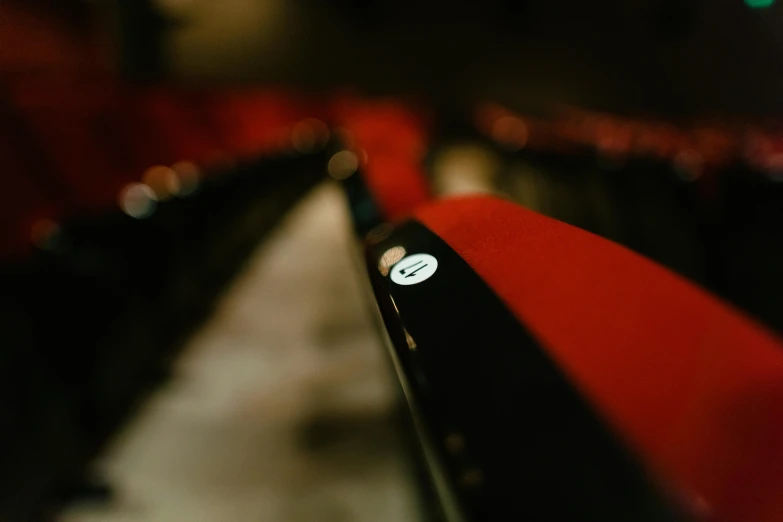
61;184;419;522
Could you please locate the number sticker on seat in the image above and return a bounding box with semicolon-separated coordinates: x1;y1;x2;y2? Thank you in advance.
391;254;438;286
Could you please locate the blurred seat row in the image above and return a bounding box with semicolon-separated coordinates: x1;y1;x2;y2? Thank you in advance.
0;69;332;519
471;104;783;334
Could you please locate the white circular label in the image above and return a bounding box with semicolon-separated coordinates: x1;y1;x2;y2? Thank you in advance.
390;254;439;286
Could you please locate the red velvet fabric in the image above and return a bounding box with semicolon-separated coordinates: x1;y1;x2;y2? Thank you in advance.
415;195;783;522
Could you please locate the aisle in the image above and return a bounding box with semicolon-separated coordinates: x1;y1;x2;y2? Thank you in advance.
61;184;419;522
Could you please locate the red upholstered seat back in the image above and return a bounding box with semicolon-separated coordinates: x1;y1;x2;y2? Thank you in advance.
333;99;432;220
414;195;783;522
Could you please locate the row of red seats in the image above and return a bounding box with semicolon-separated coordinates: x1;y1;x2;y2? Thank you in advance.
330;97;432;223
0;71;329;260
476;103;783;180
330;98;783;237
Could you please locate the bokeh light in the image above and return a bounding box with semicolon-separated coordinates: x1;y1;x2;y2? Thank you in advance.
143;165;180;201
327;150;359;180
119;183;158;219
378;246;407;276
745;0;775;8
172;161;202;196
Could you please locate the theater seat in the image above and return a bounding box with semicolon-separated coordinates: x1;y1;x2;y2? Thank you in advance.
363;194;783;522
332;99;432;234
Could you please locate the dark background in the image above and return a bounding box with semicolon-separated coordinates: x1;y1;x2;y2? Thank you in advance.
8;0;783;117
2;1;783;520
105;0;783;117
